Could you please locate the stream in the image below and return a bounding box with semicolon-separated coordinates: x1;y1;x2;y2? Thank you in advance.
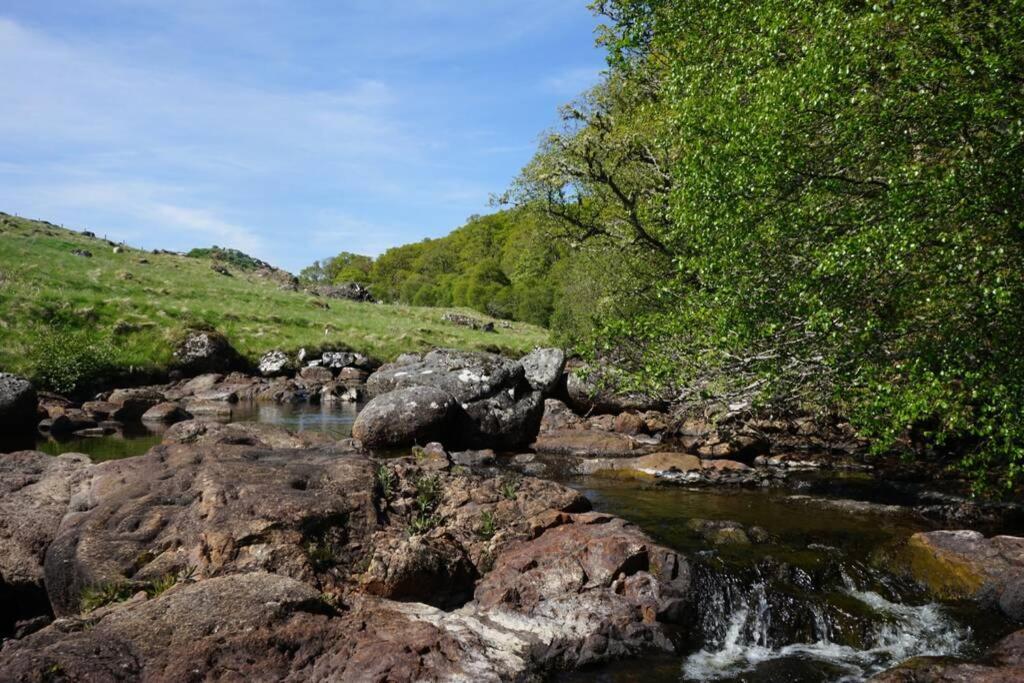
1;403;1015;682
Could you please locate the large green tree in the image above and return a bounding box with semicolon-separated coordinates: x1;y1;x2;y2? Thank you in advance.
518;0;1024;492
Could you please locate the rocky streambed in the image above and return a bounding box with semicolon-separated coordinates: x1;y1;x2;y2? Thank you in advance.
1;348;1023;681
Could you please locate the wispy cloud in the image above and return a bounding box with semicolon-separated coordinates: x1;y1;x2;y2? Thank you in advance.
542;65;604;96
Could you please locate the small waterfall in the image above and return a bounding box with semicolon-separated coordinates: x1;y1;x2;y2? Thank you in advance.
681;557;970;682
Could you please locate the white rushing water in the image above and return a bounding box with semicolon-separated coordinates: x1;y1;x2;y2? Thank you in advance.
682;582;970;682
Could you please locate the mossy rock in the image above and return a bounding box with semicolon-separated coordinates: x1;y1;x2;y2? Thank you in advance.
903;531;989;600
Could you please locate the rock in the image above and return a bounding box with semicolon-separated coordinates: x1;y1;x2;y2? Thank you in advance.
0;443;692;680
575;452;702;477
81;400;120;421
42;410;98;435
613;412;646;435
367;349;523;403
642;410;670;434
161;420;333;448
902;530;1024;620
181;400;233;419
337;366;369;382
171;372;223;398
320;351;356;369
299;365;335;383
687;519;751;545
441;312;495;331
71;248;92;257
258;349;292;376
352;386;457;450
0;452;90;638
321;382;361;403
458;388;545;450
308;282;374;302
450;449;497;468
107;387;165;420
533;428;657;458
210;262;231;276
192;386;239;403
172;330;236;374
520;347;566;394
366;349;544;449
394;352;422;366
0;373;38;434
140;402;191;424
540;398;585;432
566;363;665;414
696;432;770;463
870;628;1024;682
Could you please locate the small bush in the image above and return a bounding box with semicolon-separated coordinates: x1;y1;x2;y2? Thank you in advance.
498;475;520;501
29;325;116;394
376;464;396;499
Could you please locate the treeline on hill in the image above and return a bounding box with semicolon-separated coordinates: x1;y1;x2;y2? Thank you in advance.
500;0;1020;492
300;209;603;331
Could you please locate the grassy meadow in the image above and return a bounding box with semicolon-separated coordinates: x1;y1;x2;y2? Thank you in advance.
0;212;549;390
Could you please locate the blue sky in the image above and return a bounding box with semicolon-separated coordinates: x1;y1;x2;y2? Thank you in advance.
0;1;604;271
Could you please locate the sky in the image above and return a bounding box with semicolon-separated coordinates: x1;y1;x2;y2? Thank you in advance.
0;1;604;272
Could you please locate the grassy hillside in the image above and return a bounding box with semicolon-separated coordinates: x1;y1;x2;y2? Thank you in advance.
0;212;549;390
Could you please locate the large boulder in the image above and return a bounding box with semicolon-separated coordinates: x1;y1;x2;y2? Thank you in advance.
140;402;191;424
171;330;236;374
521;347;566;394
367;349;524;403
352;386;457;450
0;452;90;638
902;530;1024;621
106;387;165;420
0;373;38;434
363;349;549;450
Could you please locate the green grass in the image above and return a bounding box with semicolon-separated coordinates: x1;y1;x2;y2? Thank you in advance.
0;212;549;385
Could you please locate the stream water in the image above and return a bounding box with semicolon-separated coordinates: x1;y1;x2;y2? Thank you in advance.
1;404;1015;681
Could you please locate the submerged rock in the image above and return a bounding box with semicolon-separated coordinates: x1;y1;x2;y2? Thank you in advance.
871;628;1024;682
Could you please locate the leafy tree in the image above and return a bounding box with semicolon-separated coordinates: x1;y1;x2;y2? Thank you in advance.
516;0;1024;492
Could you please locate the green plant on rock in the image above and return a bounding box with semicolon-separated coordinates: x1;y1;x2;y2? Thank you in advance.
79;582;135;613
145;573;180;598
305;540;337;570
414;474;442;514
477;510;497;540
498;475;520;501
375;464;396;499
408;513;440;536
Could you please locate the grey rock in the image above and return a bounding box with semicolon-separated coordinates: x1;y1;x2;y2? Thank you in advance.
0;374;38;434
352;386;457;450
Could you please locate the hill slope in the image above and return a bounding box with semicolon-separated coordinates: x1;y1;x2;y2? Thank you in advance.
0;212;549;390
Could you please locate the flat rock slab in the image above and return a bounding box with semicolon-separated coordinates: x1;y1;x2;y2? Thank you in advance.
532;428;660;458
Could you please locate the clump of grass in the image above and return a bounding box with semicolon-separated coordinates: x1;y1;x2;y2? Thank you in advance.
477;510;496;539
498;475;520;501
145;573;179;598
79;582;135;613
375;464;396;499
408;474;443;536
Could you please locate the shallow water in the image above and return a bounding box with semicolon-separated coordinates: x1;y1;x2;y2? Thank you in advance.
0;407;1014;681
0;401;360;461
553;476;1012;682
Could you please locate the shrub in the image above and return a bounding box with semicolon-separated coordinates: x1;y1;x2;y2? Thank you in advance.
29;325;116;394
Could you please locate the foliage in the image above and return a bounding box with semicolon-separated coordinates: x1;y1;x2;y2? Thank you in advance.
477;510;496;540
79;582;135;613
28;325;116;394
307;209;567;327
498;475;520;501
513;0;1024;493
375;464;396;499
186;246;269;271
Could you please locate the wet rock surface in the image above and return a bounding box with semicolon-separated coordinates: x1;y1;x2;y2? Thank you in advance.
871;628;1024;682
0;432;693;680
902;530;1024;620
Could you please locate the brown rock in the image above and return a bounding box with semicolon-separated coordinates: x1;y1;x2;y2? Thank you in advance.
532;428;656;458
613;412;646;435
299;365;335;383
107;387;165;420
140;402;191;424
